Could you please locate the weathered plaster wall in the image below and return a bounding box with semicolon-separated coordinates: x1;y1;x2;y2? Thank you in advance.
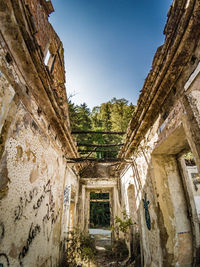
0;1;79;266
0;71;79;266
120;166;138;222
119;0;200;265
120;91;200;265
121;72;200;267
121;154;163;266
61;167;79;237
0;72;15;135
0;99;64;266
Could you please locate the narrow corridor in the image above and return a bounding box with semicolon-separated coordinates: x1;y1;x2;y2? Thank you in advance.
1;0;200;266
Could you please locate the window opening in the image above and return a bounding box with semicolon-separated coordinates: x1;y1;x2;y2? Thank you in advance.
89;192;111;248
181;151;200;220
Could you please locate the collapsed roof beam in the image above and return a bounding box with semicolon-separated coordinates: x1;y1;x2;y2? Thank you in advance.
65;158;131;163
79;150;119;153
77;143;124;147
72;131;125;135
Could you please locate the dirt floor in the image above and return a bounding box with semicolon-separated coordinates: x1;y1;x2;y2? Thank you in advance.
89;229;135;267
93;249;122;267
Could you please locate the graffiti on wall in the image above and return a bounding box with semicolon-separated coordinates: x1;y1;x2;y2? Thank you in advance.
0;253;10;267
1;180;61;266
14;187;38;221
31;179;61;241
33;180;51;216
18;223;41;266
42;180;61;240
64;185;71;205
0;222;5;243
43;206;60;241
143;193;151;231
0;222;9;267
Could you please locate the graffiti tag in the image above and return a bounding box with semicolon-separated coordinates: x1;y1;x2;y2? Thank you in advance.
0;253;10;267
33;180;51;216
0;222;5;242
14;187;38;221
143;193;151;231
64;185;71;204
18;223;41;266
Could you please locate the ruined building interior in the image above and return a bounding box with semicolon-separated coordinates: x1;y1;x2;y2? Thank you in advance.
1;0;200;266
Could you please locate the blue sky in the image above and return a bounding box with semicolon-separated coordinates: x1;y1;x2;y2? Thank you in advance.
50;0;172;109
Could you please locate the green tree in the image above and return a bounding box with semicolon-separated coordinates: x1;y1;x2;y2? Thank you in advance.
90;106;102;129
68;97;135;158
76;103;91;130
99;102;112;131
109;98;135;131
68;100;79;130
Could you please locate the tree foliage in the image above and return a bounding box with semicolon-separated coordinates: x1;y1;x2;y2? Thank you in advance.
68;98;135;158
90;201;110;228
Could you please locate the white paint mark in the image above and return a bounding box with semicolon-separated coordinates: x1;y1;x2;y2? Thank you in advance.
44;50;51;66
184;62;200;91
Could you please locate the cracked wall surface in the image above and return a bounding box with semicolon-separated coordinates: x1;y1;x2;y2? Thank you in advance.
119;0;200;266
0;1;79;266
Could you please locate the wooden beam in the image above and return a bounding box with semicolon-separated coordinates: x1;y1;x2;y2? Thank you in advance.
65;158;131;163
72;131;126;135
77;143;124;147
90;199;110;202
79;150;119;153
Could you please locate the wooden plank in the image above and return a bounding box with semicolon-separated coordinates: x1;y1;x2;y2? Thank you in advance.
72;131;125;135
79;150;119;153
77;143;124;147
65;158;130;163
90;199;110;202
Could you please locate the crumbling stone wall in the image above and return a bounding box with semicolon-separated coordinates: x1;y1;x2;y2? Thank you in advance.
119;0;200;266
0;87;66;266
0;0;79;266
24;0;55;53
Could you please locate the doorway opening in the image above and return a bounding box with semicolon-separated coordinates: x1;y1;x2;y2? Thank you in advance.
152;125;200;265
178;150;200;264
90;192;110;229
89;192;111;248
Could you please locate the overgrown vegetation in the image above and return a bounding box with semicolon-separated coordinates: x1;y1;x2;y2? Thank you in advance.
90;201;110;228
64;229;97;266
103;211;133;263
184;151;196;166
105;239;129;262
112;211;133;238
68;98;135;158
111;212;141;266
